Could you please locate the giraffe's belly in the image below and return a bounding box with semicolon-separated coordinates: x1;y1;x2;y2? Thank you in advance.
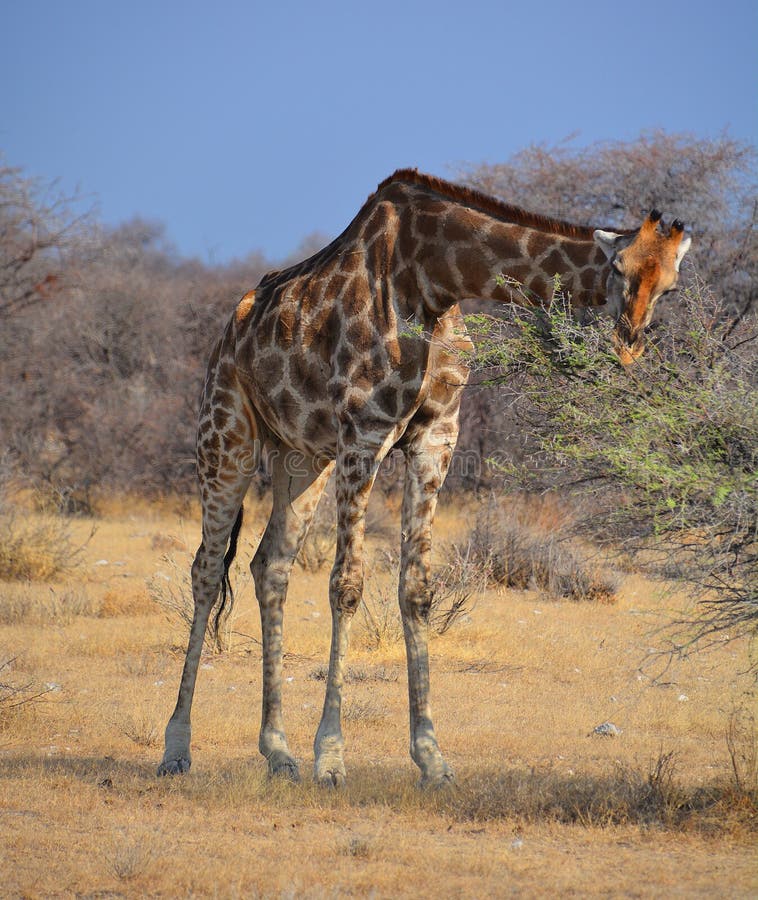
237;340;442;460
243;366;433;459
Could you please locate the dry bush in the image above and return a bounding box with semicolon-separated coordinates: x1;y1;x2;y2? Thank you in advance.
103;833;156;882
0;467;85;581
0;513;80;581
0;587;100;626
359;583;403;650
98;586;156;618
343;698;389;723
308;664;400;683
0;657;54;728
428;556;478;635
339;837;372;859
429;580;475;635
119;712;161;748
450;495;619;603
358;549;476;649
297;522;336;573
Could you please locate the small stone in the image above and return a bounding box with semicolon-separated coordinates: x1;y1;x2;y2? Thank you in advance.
592;722;622;737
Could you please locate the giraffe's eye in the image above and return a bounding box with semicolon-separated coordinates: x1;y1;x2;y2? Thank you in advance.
611;260;624;277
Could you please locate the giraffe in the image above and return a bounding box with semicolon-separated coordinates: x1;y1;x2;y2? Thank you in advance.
158;169;691;786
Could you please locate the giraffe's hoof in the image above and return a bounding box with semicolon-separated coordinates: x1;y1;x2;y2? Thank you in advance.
157;756;191;777
318;768;347;789
267;752;301;783
315;759;347;788
420;765;455;791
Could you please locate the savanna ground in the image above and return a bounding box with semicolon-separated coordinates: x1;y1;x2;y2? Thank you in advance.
0;493;755;898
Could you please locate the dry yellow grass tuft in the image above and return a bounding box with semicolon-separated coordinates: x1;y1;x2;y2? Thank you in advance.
0;510;82;581
0;496;755;897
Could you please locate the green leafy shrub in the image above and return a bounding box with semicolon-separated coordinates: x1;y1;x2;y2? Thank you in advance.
464;277;757;653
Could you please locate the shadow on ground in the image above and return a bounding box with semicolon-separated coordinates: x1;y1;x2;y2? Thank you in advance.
1;752;753;835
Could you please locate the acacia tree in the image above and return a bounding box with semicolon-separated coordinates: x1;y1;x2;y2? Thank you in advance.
0;161;92;502
445;132;758;491
27;220;270;501
0;160;91;320
0;160;274;503
464;278;757;660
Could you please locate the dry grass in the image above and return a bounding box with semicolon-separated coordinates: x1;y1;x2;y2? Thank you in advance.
451;493;620;602
0;467;93;581
296;486;395;573
0;504;85;582
0;656;56;731
0;495;755;898
0;586;99;625
148;548;259;654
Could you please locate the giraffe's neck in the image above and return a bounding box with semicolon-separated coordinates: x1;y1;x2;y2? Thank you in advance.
396;195;611;316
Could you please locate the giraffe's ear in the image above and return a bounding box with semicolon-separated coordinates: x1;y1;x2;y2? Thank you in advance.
674;235;692;271
593;229;622;260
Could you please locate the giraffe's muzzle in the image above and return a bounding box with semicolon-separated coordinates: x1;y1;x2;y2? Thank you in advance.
612;327;645;366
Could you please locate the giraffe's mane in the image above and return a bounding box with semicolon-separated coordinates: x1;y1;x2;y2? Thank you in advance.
375;168;600;240
258;169;607;290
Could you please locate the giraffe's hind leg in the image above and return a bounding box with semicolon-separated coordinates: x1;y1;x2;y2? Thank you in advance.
158;364;258;776
252;451;333;781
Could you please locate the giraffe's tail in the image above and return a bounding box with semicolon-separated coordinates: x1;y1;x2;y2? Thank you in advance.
213;505;245;646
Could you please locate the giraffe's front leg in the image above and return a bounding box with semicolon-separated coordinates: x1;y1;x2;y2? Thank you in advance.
312;581;356;788
400;440;456;788
254;565;300;782
314;449;378;787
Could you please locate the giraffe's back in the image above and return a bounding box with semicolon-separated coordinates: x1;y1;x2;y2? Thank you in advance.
226;254;468;459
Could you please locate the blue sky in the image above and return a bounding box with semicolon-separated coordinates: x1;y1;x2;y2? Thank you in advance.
2;0;756;264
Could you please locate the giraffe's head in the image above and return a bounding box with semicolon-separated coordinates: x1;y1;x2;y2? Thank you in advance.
593;212;692;365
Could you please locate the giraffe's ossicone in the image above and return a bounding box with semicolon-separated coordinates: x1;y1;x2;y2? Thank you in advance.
158;169;691;785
